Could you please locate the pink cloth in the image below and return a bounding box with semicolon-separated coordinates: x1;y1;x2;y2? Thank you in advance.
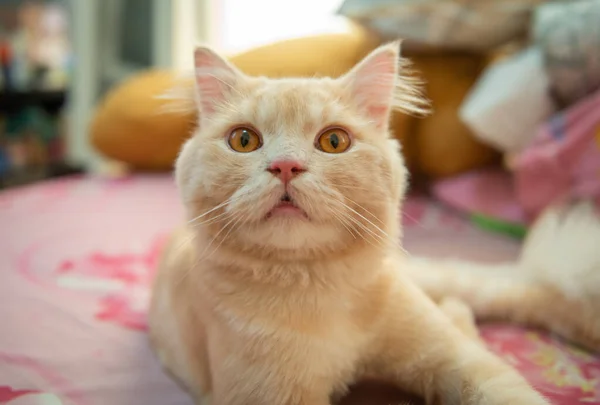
0;175;599;405
432;89;600;226
514;88;600;218
432;168;527;225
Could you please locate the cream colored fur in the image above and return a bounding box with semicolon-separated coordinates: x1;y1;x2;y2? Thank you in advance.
408;200;600;352
149;43;551;405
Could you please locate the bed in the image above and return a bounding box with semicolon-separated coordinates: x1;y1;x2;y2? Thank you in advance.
1;174;599;405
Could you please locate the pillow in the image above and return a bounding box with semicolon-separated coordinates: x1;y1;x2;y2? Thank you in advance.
337;0;542;51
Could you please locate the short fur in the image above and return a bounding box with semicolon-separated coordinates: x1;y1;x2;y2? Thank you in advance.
149;43;554;405
407;200;600;352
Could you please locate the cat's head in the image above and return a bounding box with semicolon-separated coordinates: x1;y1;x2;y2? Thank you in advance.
174;43;427;260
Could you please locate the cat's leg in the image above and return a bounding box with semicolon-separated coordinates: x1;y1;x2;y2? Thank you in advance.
149;279;212;403
368;279;549;405
204;319;349;405
405;201;600;351
210;380;331;405
149;304;211;403
206;347;333;405
148;227;212;403
438;297;481;342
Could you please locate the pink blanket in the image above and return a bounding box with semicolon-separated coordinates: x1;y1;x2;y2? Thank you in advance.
1;175;598;404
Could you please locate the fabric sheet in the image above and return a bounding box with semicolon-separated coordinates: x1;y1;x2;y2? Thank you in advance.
1;175;599;404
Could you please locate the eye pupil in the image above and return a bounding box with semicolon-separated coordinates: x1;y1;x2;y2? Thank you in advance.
240;131;250;148
329;133;339;149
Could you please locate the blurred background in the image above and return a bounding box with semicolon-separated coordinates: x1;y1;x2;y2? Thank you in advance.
1;0;599;233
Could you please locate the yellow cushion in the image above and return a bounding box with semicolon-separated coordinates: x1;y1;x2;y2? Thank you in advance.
409;53;499;178
90;70;196;171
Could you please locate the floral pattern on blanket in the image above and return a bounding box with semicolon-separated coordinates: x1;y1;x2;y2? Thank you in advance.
0;387;63;405
53;237;166;331
482;325;600;403
1;175;598;405
16;227;168;332
0;353;81;405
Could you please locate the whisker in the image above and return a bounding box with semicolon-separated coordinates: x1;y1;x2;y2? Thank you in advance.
340;201;390;240
190;210;232;228
187;198;232;224
346;214;389;247
401;210;425;229
343;214;385;250
339;200;409;255
329;209;357;240
173;214;239;290
337;184;377;193
201;214;239;258
205;210;248;259
327;201;386;248
173;188;259;288
343;195;386;226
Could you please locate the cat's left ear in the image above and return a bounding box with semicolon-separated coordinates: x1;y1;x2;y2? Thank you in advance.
194;46;245;118
341;41;428;129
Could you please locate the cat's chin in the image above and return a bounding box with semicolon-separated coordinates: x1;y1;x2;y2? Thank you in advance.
238;218;344;254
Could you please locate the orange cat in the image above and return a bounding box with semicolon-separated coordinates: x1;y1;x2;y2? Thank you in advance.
149;43;551;405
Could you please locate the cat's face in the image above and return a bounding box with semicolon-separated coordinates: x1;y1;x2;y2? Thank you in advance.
175;43;424;259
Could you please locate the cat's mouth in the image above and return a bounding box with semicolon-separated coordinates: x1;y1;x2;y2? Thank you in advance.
266;192;308;220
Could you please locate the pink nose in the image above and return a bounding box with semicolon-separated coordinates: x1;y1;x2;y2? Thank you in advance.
267;160;306;183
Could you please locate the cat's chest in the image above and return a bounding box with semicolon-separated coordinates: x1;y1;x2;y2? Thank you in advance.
217;288;363;339
219;292;367;386
207;259;382;360
211;260;383;338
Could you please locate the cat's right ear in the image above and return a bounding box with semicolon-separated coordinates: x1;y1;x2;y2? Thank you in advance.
340;42;429;127
194;46;244;117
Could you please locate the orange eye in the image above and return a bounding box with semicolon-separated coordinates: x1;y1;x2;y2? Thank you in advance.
228;127;262;153
317;128;351;154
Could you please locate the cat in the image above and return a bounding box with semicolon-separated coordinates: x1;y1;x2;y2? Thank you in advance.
148;42;553;405
407;199;600;352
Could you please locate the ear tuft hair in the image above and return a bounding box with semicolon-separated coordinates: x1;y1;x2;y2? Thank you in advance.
341;41;430;128
155;72;198;116
393;55;431;117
